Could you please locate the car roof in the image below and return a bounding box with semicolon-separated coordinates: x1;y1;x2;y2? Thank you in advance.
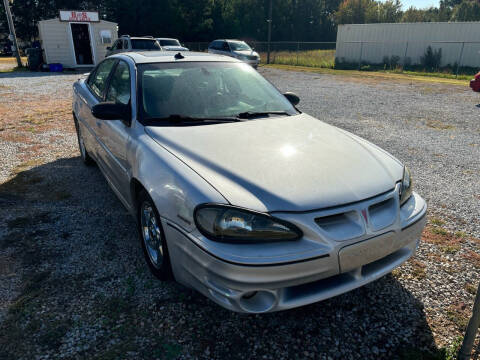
120;36;157;40
114;51;241;64
210;39;246;43
156;38;178;40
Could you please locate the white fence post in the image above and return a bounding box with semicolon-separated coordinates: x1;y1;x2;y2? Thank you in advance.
458;282;480;360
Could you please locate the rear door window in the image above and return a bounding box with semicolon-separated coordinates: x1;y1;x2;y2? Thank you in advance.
222;42;230;51
88;59;117;99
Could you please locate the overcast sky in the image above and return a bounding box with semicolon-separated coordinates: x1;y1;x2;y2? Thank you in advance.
399;0;438;9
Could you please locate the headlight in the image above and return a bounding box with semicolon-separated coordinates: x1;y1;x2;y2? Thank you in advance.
399;166;413;205
194;204;302;243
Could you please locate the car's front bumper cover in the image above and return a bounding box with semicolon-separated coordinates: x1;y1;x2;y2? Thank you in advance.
163;189;427;313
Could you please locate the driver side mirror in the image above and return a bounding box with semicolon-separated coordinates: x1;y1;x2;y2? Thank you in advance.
106;46;112;51
92;102;130;123
283;92;300;106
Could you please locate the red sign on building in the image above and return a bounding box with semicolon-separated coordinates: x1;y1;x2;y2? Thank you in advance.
59;10;100;22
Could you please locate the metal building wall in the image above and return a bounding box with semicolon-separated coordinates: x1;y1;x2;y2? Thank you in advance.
335;22;480;67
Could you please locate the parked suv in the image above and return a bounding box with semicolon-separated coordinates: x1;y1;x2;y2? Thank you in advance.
208;39;260;68
106;35;161;57
156;38;189;51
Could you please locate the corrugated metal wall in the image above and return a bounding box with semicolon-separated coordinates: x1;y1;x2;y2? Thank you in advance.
335;22;480;67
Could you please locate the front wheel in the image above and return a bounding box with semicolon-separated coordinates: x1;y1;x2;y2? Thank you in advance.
137;190;172;280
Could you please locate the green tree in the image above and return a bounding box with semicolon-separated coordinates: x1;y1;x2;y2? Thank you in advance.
401;6;427;22
451;0;480;21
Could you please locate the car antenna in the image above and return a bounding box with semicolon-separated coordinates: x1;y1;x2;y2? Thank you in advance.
174;52;184;60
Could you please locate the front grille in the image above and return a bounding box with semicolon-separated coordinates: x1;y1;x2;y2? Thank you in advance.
315;211;364;241
314;192;398;241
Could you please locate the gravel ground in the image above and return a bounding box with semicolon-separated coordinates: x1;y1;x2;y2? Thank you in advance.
0;68;479;359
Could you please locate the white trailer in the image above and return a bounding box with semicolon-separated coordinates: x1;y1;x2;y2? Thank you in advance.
38;11;118;68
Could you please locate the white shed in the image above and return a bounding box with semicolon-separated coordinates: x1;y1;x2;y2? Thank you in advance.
38;11;118;68
336;22;480;68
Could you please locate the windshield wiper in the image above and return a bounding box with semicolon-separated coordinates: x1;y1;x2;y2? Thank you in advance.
145;114;243;125
236;111;291;119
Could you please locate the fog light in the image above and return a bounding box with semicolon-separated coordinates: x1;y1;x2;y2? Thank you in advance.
241;291;257;299
238;290;276;313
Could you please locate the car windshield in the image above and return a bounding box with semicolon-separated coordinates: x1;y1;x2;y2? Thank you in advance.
159;39;180;46
139;62;297;124
228;41;251;51
131;39;161;50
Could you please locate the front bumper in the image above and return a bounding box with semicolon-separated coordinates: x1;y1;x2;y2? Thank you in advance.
241;58;260;68
164;190;427;313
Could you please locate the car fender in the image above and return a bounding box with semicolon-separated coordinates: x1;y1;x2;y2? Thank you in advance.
129;129;228;233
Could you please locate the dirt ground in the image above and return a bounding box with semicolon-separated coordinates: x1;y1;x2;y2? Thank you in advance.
0;67;479;359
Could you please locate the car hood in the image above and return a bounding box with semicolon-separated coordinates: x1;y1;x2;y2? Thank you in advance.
145;114;404;212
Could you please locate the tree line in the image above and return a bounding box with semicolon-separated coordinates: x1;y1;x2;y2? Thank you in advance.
1;0;480;44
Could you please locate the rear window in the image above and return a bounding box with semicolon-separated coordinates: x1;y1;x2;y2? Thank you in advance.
159;39;180;46
131;39;161;50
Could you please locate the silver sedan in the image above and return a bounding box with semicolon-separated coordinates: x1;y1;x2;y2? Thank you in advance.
72;51;427;313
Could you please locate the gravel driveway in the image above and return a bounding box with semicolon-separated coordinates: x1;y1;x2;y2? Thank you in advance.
0;68;479;359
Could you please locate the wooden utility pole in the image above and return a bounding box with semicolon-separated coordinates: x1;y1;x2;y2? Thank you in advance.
266;0;273;64
458;282;480;360
2;0;22;67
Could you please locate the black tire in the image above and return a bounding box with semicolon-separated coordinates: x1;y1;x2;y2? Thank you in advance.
73;115;94;166
137;190;172;280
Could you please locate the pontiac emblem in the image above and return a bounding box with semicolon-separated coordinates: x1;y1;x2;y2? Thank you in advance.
361;209;368;224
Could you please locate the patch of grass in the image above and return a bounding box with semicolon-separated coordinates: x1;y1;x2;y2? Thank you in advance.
426;120;455;130
465;282;477;295
423;226;466;255
12;159;45;175
0;56;27;63
447;304;469;330
409;258;427;279
0;66;28;73
440;243;461;254
261;49;335;68
454;231;467;239
399;336;463;360
431;218;446;226
430;227;448;236
462;250;480;267
266;64;470;86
